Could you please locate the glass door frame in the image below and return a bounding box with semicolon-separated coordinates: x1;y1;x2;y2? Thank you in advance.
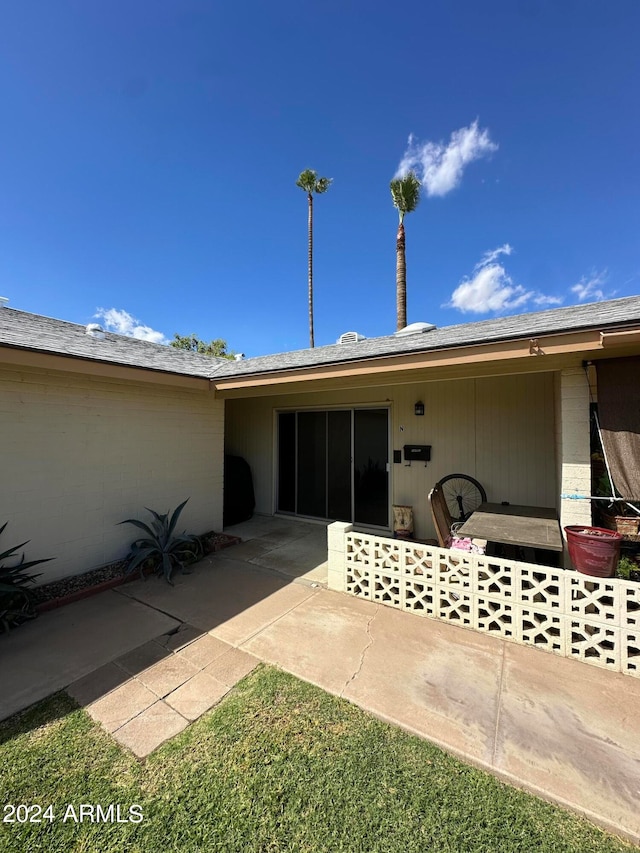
273;403;391;530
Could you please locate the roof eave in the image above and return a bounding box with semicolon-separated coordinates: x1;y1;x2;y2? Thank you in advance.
213;324;640;395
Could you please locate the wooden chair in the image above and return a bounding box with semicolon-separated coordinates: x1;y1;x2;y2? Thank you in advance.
428;483;454;547
428;484;487;552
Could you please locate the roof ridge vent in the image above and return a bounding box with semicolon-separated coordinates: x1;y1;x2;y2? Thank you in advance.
0;297;8;308
337;331;366;344
86;323;105;339
394;321;436;337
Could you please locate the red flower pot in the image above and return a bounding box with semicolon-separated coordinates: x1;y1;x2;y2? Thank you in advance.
564;525;622;578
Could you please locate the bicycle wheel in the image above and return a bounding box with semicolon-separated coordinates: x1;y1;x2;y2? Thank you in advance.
437;474;487;522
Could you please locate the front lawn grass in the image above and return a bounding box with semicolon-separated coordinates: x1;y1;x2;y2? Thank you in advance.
0;666;635;852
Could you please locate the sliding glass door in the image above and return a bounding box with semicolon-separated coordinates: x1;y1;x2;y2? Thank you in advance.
277;408;388;527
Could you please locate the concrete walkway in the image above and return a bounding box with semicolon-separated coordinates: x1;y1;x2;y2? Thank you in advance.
2;516;640;844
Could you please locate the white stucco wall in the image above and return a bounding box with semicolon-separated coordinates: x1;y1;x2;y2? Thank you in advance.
0;365;224;584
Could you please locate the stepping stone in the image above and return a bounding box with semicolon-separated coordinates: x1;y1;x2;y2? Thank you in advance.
86;679;158;733
165;672;230;721
113;701;188;757
204;648;258;687
176;634;232;669
137;656;200;699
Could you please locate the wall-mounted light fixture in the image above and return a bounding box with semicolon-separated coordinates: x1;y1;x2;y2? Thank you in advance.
414;401;424;416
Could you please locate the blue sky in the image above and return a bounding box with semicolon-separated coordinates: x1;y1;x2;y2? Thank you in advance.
1;1;638;356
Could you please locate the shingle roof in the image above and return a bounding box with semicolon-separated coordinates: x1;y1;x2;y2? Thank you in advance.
0;308;226;379
215;294;640;378
1;294;639;382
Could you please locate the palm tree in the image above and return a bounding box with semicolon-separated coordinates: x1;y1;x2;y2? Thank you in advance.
296;169;332;348
390;171;421;331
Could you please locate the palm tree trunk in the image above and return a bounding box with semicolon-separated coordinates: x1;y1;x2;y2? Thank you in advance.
396;221;406;330
308;192;314;348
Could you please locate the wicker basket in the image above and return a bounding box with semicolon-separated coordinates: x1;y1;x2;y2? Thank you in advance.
600;513;640;536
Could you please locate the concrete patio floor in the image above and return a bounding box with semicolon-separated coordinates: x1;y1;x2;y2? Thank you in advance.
2;514;640;844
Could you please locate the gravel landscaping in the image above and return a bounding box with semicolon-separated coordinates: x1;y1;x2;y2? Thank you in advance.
31;533;240;607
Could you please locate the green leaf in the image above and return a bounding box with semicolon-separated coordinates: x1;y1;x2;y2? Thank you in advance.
296;169;332;195
167;498;190;540
390;172;421;220
119;518;157;539
0;541;31;562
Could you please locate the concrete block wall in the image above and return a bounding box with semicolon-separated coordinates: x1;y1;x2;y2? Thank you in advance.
0;365;224;583
327;523;640;679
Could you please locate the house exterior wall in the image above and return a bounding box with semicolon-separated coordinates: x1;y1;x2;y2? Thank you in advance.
556;367;592;539
225;372;557;540
0;364;224;584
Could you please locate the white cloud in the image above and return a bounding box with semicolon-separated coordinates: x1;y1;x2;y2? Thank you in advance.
450;264;531;314
448;246;564;314
571;270;609;302
395;120;498;197
533;294;564;307
476;243;512;268
94;308;168;344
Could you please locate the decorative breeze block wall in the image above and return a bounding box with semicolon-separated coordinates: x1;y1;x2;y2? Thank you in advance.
331;525;640;679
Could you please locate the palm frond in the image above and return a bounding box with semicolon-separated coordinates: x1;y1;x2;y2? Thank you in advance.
390;172;421;220
297;169;332;195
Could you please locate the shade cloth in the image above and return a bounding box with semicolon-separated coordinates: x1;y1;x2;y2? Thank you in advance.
596;356;640;501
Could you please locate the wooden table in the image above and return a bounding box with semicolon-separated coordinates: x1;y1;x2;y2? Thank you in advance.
456;503;564;552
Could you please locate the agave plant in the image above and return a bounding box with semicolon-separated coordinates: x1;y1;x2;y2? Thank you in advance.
0;522;54;632
119;499;202;585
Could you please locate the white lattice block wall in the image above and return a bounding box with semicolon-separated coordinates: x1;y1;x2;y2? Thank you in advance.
621;582;640;630
346;534;401;573
334;528;640;679
568;620;620;671
402;544;437;580
437;588;474;626
435;550;474;592
345;565;372;599
475;555;517;600
371;572;402;607
517;563;566;611
475;597;517;640
517;607;565;655
568;575;618;624
403;578;437;617
622;630;640;677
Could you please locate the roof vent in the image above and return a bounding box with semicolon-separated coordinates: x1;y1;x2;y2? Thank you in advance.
337;331;366;344
394;321;436;337
85;323;105;339
0;297;8;308
234;353;245;361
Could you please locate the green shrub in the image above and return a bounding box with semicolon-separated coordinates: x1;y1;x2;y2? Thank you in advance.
0;522;54;632
616;556;640;582
119;499;202;585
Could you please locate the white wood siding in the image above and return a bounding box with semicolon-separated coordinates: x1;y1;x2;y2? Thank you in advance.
225;372;557;540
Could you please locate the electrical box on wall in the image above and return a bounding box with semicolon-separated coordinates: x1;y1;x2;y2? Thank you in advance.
403;444;431;462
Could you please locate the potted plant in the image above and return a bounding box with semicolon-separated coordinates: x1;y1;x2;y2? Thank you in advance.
564;525;623;578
